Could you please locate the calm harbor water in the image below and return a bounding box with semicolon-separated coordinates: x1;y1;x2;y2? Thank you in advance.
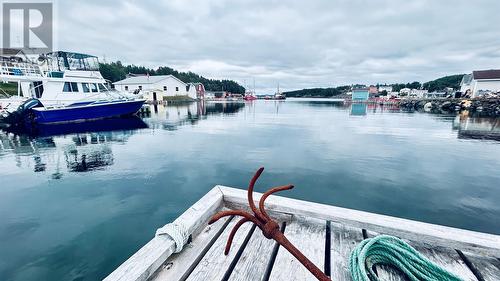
1;98;499;280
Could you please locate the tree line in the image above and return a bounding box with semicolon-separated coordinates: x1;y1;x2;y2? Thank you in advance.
99;61;245;94
283;74;465;97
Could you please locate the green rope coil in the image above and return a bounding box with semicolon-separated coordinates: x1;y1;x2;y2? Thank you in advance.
349;235;464;281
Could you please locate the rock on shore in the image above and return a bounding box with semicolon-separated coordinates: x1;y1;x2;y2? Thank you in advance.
398;98;500;116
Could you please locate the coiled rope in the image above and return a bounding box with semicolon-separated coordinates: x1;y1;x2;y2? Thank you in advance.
349;235;464;281
155;222;189;253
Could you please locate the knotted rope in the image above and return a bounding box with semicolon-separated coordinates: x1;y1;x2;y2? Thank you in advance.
349;235;464;281
155;222;189;253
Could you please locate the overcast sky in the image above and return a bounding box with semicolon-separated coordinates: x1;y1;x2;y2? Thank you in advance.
54;0;500;93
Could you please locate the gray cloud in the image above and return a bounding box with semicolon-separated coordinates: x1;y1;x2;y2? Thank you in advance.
55;0;500;93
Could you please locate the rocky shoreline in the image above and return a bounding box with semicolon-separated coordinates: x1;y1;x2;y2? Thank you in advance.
398;98;500;117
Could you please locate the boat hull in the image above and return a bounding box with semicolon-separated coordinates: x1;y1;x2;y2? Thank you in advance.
31;99;145;124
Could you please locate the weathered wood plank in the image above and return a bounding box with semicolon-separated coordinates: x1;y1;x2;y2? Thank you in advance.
227;222;284;281
269;216;326;280
329;222;364;281
185;218;253;281
414;245;477;281
220;186;500;257
462;252;500;281
105;186;224;281
151;216;231;281
366;231;477;281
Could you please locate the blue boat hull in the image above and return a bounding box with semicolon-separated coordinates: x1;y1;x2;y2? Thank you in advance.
31;100;145;124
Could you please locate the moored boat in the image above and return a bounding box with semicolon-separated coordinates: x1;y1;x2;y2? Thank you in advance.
30;99;145;124
0;50;144;127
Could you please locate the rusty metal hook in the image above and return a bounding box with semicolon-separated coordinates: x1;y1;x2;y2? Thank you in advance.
209;167;331;281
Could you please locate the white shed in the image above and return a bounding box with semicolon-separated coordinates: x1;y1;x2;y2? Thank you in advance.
470;70;500;97
113;75;198;102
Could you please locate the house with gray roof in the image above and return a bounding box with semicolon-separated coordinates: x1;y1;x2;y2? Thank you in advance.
460;70;500;97
113;75;198;102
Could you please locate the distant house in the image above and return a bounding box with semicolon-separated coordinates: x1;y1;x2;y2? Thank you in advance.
409;89;428;98
351;88;369;101
113;75;199;102
399;88;411;96
460;70;500;97
368;85;378;95
378;85;393;93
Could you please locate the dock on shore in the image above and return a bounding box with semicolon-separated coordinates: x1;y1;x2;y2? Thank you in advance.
105;186;500;281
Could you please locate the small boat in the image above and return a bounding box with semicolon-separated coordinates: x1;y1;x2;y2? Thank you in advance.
0;51;145;127
243;93;257;101
106;170;500;281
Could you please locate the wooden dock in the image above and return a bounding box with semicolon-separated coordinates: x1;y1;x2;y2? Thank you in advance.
105;186;500;281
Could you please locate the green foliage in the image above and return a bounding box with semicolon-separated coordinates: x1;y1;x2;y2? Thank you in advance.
391;81;421;92
99;62;245;94
284;87;347;97
422;74;464;92
0;82;19;97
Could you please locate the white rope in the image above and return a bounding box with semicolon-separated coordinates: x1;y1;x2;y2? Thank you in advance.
155;222;189;253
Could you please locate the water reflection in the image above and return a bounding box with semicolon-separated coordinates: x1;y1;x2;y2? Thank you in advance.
350;103;367;116
1;99;499;281
145;101;246;131
0;118;145;179
453;115;500;141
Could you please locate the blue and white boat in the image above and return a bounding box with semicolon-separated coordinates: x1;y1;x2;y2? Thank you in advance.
0;51;145;126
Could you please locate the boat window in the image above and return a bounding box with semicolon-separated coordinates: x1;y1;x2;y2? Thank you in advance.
176;87;179;91
125;86;129;91
63;82;79;92
90;83;98;92
163;86;167;91
82;83;90;93
98;83;108;92
70;82;79;92
63;82;71;92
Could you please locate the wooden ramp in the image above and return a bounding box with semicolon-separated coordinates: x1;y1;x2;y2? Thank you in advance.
105;186;500;281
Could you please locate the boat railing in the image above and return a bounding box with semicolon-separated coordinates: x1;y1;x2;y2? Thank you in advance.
0;61;44;79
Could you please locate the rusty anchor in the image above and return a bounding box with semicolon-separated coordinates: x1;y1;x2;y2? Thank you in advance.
209;167;331;281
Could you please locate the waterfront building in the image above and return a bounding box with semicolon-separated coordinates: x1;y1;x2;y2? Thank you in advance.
113;75;199;102
460;70;500;97
351;87;369;101
378;85;393;93
399;88;411;96
369;85;378;95
409;89;428;98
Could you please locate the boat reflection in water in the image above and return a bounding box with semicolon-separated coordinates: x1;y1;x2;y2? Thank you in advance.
453;115;500;142
0;117;148;178
6;116;148;137
0;101;246;179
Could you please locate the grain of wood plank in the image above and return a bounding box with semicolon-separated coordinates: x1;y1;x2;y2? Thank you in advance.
269;216;326;281
227;224;277;281
220;186;500;257
366;231;477;281
413;245;477;281
329;222;364;281
185;218;253;281
461;252;500;281
151;216;230;281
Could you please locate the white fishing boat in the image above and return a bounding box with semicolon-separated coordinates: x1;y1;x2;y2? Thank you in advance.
0;50;144;126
